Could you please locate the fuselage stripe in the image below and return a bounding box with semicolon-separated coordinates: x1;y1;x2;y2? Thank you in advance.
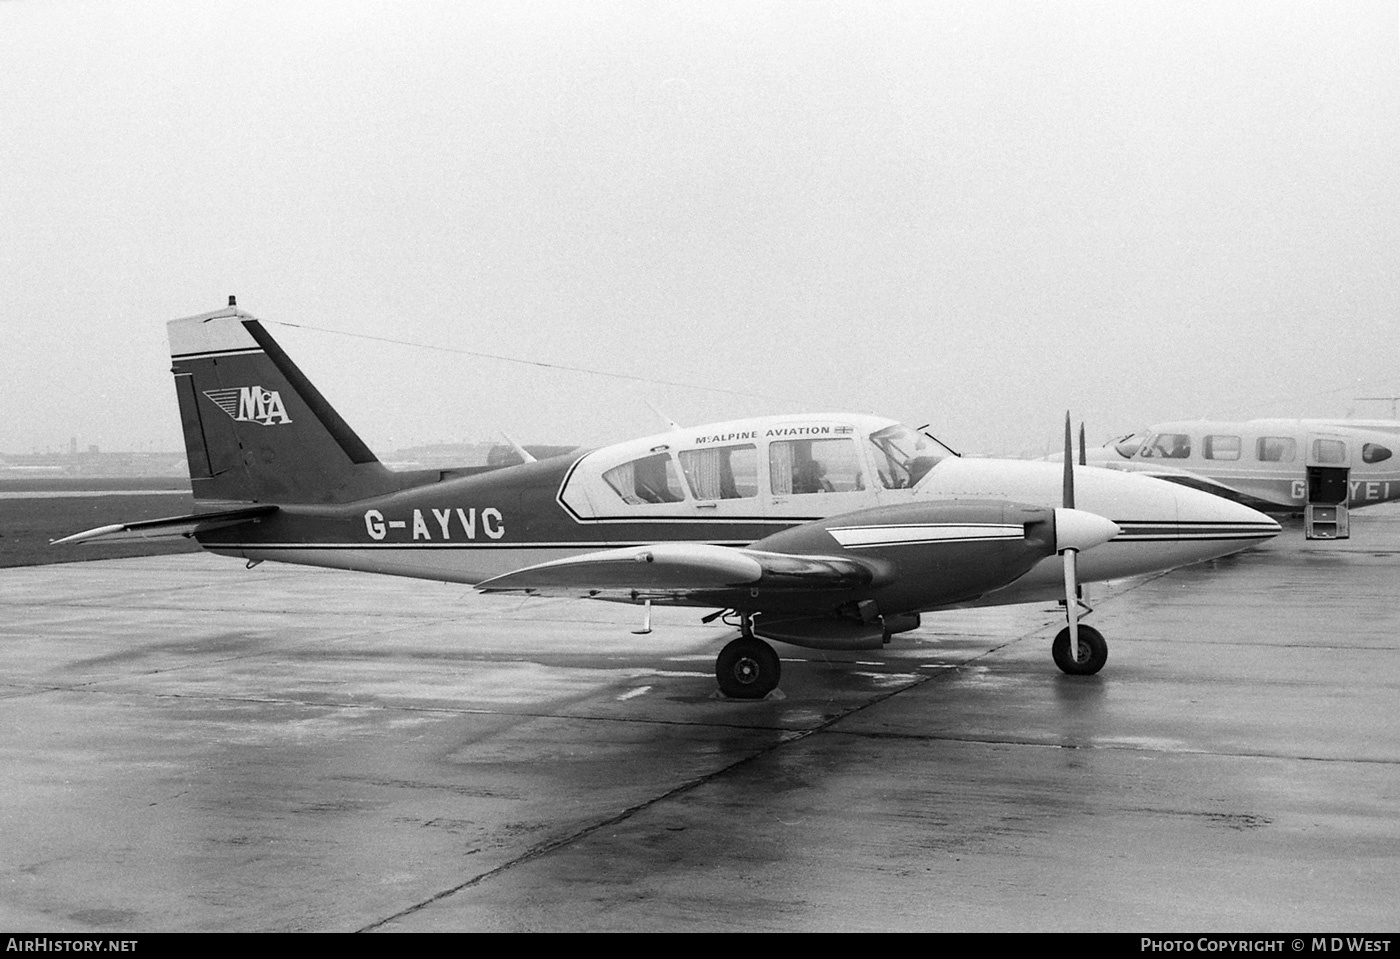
828;523;1024;549
199;541;754;550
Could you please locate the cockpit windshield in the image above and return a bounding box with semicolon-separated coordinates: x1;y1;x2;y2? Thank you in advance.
866;424;956;489
1113;432;1149;459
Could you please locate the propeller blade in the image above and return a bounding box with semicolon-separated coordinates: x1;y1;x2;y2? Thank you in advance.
1063;548;1080;662
1058;416;1098;668
1062;412;1075;509
1079;422;1087;466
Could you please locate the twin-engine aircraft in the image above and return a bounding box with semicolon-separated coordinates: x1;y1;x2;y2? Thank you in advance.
58;304;1280;698
1076;419;1400;540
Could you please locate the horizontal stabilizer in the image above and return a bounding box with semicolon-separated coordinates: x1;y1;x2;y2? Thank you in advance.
475;542;873;598
52;505;278;546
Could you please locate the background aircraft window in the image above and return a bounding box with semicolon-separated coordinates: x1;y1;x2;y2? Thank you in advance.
865;424;951;488
1256;437;1296;462
1311;439;1347;465
1362;443;1393;464
680;444;757;499
603;453;686;504
1113;433;1148;458
1143;433;1191;458
771;438;864;495
1203;435;1241;461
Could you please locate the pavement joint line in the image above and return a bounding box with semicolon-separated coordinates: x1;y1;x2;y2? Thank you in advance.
811;729;1400;764
357;718;834;932
352;601;1103;930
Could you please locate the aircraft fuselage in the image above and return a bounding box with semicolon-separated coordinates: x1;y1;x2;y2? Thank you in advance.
1090;418;1400;512
201;413;1279;612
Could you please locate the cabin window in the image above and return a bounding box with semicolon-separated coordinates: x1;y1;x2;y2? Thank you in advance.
679;444;758;500
1203;435;1241;461
603;452;686;504
1142;433;1191;459
1311;439;1347;465
1363;443;1393;464
770;438;864;495
1256;437;1296;463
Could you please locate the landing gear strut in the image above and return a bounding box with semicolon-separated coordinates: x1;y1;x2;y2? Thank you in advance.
1052;624;1108;676
714;616;781;699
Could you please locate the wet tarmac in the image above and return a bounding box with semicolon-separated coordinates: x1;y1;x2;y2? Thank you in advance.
1;505;1397;932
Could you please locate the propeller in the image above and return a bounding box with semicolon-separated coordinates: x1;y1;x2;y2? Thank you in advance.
1054;415;1119;663
500;431;537;464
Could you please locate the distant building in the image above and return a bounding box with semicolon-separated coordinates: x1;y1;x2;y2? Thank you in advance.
0;449;187;477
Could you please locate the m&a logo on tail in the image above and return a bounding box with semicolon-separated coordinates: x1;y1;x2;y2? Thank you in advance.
203;386;293;426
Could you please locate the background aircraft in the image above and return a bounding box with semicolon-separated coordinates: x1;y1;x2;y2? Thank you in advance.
58;304;1280;698
1073;419;1400;540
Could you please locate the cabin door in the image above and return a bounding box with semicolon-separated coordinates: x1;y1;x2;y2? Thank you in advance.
1304;435;1350;540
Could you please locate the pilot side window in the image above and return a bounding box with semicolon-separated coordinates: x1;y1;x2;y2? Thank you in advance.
1256;437;1296;463
1363;443;1393;464
603;452;686;504
865;424;951;489
679;444;757;500
1203;435;1241;461
1143;433;1191;459
1113;433;1148;458
770;438;864;495
1312;440;1347;465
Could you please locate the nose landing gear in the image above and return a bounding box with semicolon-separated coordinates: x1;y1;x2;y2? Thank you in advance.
1052;623;1107;675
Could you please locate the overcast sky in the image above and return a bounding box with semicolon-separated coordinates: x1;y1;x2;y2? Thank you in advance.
2;1;1396;458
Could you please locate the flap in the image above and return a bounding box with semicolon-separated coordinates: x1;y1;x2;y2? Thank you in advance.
475;542;872;598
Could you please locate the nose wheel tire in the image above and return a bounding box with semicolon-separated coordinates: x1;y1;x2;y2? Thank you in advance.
1052;624;1108;676
716;636;781;699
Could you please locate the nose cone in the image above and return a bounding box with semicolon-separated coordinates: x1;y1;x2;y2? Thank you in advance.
1071;469;1281;585
1045;460;1281;555
1054;508;1121;553
923;457;1281;583
1162;482;1282;547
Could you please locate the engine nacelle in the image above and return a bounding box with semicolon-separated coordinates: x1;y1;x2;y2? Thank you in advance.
752;616;886;651
749;499;1059;616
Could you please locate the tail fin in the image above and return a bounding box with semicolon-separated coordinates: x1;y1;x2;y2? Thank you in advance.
169;304;422;504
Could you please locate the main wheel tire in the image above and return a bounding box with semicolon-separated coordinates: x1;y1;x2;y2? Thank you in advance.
715;637;781;699
1052;624;1108;676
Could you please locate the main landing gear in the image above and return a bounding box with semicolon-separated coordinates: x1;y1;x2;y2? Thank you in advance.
715;616;781;700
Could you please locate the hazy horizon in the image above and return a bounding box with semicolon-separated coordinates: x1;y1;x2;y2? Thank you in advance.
4;2;1397;460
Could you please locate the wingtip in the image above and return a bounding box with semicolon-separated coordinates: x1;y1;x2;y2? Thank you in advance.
50;524;124;546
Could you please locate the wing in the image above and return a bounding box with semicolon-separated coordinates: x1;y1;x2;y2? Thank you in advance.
475;541;875;602
51;505;279;545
